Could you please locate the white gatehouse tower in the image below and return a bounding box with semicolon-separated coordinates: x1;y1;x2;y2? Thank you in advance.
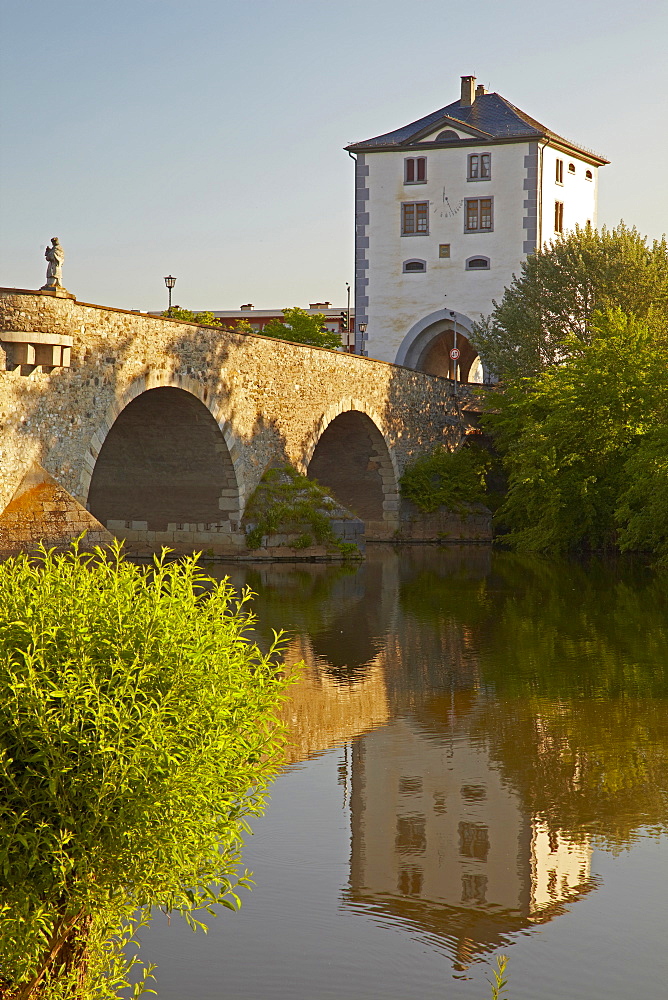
346;75;608;379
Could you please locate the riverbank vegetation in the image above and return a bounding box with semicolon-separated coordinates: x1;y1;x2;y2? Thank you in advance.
0;543;290;998
472;224;668;562
399;446;490;513
244;465;361;556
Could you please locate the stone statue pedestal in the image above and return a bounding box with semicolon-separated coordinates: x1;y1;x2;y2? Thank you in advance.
38;285;75;299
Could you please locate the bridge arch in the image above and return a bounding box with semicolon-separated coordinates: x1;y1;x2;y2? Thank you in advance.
301;400;399;537
83;374;246;534
395;309;486;383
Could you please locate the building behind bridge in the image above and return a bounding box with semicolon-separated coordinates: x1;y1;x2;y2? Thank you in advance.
211;302;356;351
346;74;608;380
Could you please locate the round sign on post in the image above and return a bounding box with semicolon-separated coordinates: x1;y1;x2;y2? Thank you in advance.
449;347;460;360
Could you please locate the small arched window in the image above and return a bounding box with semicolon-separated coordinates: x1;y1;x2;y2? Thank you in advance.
568;162;576;173
465;256;490;270
403;259;427;273
436;129;460;141
585;169;593;181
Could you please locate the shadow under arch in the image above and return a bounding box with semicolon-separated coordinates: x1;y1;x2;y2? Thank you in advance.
303;401;399;538
86;382;243;532
395;309;485;383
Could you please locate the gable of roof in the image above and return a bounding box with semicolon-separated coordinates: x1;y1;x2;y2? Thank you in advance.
346;92;608;165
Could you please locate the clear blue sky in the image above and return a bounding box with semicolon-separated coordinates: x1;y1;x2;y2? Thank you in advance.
1;0;666;312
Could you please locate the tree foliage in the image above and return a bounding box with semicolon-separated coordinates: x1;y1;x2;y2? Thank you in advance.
161;308;222;326
399;445;490;513
471;223;668;378
0;543;290;998
484;310;668;556
260;307;342;350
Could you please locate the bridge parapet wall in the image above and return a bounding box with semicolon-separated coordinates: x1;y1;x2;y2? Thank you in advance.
0;288;473;551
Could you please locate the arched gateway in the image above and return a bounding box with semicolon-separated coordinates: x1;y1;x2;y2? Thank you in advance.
395;310;485;384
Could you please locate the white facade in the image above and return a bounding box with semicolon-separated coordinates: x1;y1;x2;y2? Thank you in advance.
541;145;599;239
347;77;607;378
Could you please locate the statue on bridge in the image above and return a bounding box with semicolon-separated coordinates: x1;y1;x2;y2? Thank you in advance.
41;237;65;289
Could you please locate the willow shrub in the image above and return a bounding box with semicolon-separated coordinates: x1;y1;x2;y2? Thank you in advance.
0;542;291;999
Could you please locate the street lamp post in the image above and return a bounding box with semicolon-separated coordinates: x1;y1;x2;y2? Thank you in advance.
164;275;176;317
358;321;367;356
346;282;351;350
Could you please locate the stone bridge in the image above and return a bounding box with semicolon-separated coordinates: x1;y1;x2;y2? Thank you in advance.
0;287;484;557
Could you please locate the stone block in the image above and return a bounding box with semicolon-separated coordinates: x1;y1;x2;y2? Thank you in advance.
218;497;240;511
106;519;128;531
130;520;148;530
154;531;175;544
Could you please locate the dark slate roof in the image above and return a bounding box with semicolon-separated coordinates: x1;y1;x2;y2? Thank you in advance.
346;92;608;164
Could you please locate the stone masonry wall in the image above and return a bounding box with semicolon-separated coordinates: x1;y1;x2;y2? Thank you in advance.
0;288;479;554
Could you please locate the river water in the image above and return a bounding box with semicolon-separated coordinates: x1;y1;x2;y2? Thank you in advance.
136;544;668;999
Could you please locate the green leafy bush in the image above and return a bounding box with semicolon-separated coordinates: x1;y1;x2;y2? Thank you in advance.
399;446;490;513
616;426;668;566
244;466;361;557
0;543;290;998
484;309;668;556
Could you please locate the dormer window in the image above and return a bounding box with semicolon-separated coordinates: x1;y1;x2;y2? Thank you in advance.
436;129;460;141
403;259;426;273
405;157;426;184
468;153;491;181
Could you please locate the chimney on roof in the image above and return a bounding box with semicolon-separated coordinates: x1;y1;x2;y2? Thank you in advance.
460;75;476;107
240;303;254;310
475;83;487;98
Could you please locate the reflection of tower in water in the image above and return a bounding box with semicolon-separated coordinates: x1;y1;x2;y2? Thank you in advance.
346;699;593;969
259;546;596;970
